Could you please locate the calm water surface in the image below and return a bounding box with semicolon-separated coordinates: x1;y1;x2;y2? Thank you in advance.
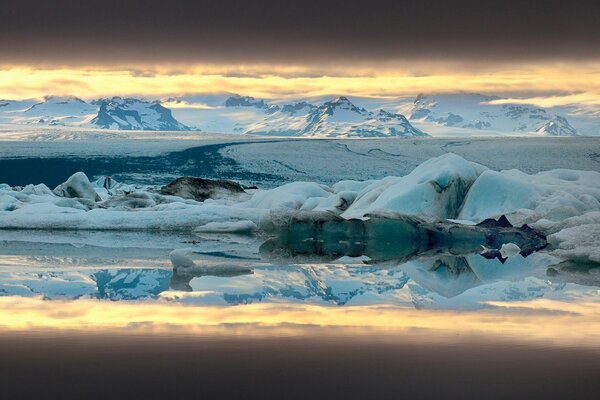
0;231;599;399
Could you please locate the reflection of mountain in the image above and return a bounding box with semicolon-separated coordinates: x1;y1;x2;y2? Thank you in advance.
1;252;597;308
0;268;172;300
168;252;594;307
94;269;171;300
179;264;411;305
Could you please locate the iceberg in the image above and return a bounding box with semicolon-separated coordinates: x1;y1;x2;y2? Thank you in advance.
53;171;101;202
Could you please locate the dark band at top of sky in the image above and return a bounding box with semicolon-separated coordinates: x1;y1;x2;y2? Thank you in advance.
1;0;599;64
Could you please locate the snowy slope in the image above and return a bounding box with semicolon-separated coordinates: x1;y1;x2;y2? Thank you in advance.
164;94;273;133
90;97;190;131
402;93;581;136
0;96;97;126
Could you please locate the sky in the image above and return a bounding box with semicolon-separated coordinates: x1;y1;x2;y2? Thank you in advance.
1;0;599;106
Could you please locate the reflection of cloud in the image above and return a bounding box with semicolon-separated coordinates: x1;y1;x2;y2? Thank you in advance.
0;296;599;347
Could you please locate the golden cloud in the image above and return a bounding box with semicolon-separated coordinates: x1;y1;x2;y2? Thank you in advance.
0;62;599;106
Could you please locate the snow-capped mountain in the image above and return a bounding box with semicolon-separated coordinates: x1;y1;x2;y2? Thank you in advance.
0;96;97;126
403;93;581;136
91;97;190;131
535;116;579;136
0;96;190;131
164;94;424;137
0;92;594;136
246;96;427;137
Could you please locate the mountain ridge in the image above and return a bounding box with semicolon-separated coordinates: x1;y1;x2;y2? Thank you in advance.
0;92;591;136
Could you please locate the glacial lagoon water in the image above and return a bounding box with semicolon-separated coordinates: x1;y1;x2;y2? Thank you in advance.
0;230;599;399
1;137;600;398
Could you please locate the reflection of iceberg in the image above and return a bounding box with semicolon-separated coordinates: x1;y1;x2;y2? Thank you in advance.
169;248;254;291
400;256;481;298
468;252;558;283
170;265;254;292
400;252;560;298
546;261;600;287
260;213;547;264
0;250;597;308
0;227;597;309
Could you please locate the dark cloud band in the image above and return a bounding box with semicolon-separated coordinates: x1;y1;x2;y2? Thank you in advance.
1;0;599;64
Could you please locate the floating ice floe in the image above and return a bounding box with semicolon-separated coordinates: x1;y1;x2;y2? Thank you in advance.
1;153;599;265
53;171;101;202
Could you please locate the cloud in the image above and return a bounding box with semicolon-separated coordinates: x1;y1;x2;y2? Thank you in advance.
0;63;599;115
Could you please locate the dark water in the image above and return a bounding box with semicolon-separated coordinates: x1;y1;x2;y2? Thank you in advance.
0;142;282;187
3;137;600;188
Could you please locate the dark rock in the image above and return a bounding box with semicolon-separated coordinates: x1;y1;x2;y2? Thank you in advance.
476;215;513;228
160;177;247;201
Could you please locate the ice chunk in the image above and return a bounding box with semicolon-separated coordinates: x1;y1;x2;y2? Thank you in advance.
20;184;54;196
54;172;101;202
343;153;487;219
169;248;196;268
459;169;600;226
238;181;332;210
548;224;600;264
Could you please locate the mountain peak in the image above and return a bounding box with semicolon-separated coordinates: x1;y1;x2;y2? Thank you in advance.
329;96;355;107
536;116;579;136
334;96;351;103
320;96;366;115
225;95;266;108
91;97;190;131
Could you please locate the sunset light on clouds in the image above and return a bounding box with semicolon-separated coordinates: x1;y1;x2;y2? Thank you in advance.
1;62;600;110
